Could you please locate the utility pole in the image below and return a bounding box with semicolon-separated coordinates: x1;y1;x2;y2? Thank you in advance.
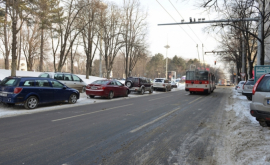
164;44;170;79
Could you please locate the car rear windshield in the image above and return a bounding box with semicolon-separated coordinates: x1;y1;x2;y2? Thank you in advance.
154;79;164;82
0;78;20;86
257;76;270;92
92;80;110;85
246;80;254;85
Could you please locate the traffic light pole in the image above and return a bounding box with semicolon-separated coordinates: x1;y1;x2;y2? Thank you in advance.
158;17;262;66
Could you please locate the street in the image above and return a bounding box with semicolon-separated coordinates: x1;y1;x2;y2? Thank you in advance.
0;87;230;165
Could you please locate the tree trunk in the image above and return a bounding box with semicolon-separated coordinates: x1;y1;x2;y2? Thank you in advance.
4;3;9;70
11;17;18;76
39;28;44;72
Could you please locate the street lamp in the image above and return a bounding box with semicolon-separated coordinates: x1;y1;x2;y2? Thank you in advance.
164;44;170;79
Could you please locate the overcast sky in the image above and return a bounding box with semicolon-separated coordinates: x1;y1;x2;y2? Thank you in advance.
112;0;222;67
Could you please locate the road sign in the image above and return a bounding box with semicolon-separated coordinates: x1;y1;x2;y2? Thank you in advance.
240;73;246;78
254;65;270;83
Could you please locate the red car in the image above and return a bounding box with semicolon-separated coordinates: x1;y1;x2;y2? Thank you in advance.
86;80;130;99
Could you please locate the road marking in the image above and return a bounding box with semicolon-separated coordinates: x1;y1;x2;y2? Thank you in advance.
52;104;133;122
148;95;172;101
188;97;203;104
130;107;181;133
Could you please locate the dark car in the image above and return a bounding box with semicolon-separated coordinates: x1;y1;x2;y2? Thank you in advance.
125;77;153;95
86;79;129;99
0;77;80;109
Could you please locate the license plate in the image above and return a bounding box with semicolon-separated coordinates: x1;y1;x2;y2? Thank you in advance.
0;93;7;97
91;87;97;89
268;100;270;105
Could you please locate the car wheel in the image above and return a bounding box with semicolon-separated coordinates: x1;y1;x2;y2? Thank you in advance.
82;86;86;93
108;91;114;99
69;93;77;104
90;95;95;98
24;96;38;109
140;88;145;95
246;96;252;101
149;87;153;94
259;121;270;127
126;81;133;88
125;90;129;97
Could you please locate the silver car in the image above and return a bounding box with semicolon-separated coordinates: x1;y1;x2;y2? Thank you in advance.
242;79;254;100
250;74;270;127
236;81;246;93
39;72;86;93
153;78;172;92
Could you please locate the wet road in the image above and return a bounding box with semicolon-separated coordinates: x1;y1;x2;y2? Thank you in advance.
0;87;230;165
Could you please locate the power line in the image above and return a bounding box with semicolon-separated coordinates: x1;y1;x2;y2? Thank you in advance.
156;0;197;44
168;0;204;44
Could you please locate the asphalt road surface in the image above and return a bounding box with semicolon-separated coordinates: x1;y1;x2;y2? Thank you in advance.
0;87;230;165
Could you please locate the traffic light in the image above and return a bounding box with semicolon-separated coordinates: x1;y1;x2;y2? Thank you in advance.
214;61;216;65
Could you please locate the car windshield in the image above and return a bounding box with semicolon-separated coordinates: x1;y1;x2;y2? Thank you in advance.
0;78;20;86
154;79;164;82
246;80;254;85
92;80;110;85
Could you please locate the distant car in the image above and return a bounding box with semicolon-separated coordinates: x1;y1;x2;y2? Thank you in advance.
250;74;270;127
0;77;80;109
125;77;153;95
242;79;254;100
39;72;86;93
86;79;129;99
153;78;172;92
170;80;178;88
236;81;246;93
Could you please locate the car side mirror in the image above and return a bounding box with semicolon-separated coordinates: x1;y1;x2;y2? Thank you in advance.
63;86;67;89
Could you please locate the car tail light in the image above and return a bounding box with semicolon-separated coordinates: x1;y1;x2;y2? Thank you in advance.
252;74;266;95
163;84;165;86
102;86;106;90
14;87;23;94
243;81;246;89
86;85;91;89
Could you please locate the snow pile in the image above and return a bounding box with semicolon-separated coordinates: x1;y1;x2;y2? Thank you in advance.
216;88;270;165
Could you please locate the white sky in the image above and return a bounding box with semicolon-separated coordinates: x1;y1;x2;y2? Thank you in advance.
112;0;222;67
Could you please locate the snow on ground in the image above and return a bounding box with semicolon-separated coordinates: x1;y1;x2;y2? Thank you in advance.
0;69;185;118
215;88;270;165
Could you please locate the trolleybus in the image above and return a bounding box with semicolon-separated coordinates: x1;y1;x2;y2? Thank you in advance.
185;69;216;94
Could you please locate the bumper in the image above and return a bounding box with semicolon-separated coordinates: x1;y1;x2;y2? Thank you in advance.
242;92;252;97
0;95;23;104
250;110;270;121
185;88;209;92
128;87;141;92
86;89;107;97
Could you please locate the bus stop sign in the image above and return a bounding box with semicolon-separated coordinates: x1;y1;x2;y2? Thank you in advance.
254;65;270;83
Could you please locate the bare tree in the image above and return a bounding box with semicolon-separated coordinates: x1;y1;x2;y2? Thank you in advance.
122;0;148;78
21;23;40;71
101;2;125;79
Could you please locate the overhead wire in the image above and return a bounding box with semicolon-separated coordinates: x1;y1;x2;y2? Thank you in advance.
156;0;198;44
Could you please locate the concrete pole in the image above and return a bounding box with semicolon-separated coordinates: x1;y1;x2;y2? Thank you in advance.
164;45;170;79
257;15;262;66
242;35;245;80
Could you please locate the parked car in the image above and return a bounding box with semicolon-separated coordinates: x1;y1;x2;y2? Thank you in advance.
242;79;255;100
236;81;246;93
39;72;86;93
0;77;80;109
125;77;153;95
170;80;178;88
250;73;270;127
86;79;129;99
153;78;172;92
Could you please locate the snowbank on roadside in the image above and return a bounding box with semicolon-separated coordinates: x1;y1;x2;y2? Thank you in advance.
216;88;270;165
